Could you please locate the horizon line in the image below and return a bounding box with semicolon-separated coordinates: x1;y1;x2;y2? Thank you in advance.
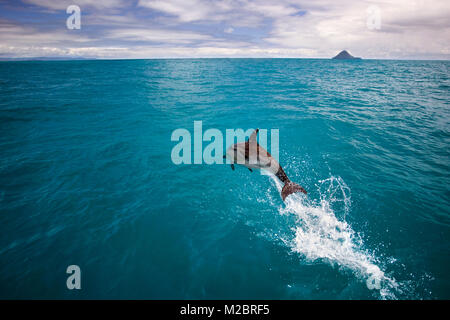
1;57;450;62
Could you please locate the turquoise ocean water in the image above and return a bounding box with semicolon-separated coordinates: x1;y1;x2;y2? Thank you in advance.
0;59;448;299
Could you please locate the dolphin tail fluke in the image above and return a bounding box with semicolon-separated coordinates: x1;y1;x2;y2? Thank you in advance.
281;181;307;201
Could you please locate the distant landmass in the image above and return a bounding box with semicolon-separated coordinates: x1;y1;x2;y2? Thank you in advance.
0;57;92;61
332;50;361;60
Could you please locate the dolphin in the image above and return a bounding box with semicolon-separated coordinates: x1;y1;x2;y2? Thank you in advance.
224;129;307;201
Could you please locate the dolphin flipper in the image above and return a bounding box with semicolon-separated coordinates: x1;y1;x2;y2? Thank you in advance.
248;168;253;172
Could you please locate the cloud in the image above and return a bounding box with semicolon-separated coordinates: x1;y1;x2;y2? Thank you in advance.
138;0;213;22
0;0;449;59
22;0;127;11
106;28;214;44
137;0;302;23
263;0;450;58
0;21;93;46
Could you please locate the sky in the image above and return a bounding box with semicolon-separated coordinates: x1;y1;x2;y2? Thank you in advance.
0;0;449;59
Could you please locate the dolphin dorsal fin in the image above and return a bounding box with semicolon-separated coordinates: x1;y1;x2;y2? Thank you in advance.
248;128;259;144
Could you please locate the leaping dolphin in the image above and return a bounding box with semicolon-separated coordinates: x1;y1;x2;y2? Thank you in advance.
224;129;307;201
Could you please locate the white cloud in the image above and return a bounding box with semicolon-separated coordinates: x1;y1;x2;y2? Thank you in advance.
1;0;450;59
138;0;214;22
0;22;93;46
106;28;214;44
0;45;319;59
22;0;127;10
264;0;450;58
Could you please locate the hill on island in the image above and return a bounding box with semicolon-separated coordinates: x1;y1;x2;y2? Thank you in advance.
332;50;361;60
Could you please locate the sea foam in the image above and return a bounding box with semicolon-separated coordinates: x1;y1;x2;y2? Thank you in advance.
269;174;401;299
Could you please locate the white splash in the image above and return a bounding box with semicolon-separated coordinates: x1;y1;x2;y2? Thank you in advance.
269;174;401;299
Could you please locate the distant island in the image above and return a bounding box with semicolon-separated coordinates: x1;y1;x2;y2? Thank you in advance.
0;57;91;61
332;50;361;60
